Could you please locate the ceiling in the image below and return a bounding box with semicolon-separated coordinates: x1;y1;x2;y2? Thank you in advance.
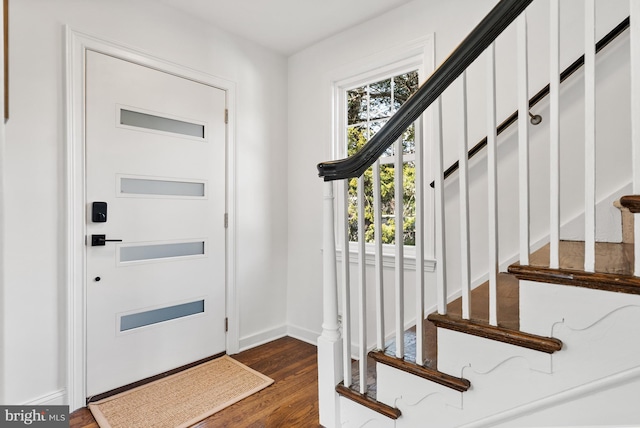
156;0;414;56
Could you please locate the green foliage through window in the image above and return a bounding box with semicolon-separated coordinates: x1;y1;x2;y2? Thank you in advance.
346;71;419;246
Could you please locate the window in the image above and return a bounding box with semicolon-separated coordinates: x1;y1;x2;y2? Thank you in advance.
345;70;420;246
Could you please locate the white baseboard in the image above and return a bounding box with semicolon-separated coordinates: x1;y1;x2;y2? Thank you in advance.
287;325;321;346
237;324;288;353
22;389;67;406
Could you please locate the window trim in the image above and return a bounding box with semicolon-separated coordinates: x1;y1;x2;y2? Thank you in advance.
331;36;435;260
337;242;436;272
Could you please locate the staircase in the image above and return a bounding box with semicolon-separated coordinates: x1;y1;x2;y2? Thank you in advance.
316;1;640;427
332;233;640;427
334;238;640;427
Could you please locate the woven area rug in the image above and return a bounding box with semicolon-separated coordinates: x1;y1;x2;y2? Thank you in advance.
89;356;274;428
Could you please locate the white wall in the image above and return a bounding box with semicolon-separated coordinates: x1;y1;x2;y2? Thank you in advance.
440;0;631;290
287;0;632;343
3;0;288;405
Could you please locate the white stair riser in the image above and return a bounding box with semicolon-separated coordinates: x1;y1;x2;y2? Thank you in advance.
436;328;552;376
550;305;640;377
375;363;462;409
339;397;395;428
519;280;640;336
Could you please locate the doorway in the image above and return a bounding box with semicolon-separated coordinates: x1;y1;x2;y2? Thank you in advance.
84;50;227;396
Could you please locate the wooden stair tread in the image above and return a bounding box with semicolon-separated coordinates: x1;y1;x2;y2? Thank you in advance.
427;273;562;353
509;241;640;295
428;312;563;354
335;382;401;420
373;274;525;391
369;350;470;392
446;273;520;330
382;275;516;368
383;321;438;368
350;355;377;398
620;195;640;213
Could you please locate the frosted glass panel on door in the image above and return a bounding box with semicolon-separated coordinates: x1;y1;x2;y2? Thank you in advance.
121;177;205;197
120;109;205;138
120;300;205;332
120;241;205;262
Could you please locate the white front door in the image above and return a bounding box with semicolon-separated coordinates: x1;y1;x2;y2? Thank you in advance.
85;50;227;396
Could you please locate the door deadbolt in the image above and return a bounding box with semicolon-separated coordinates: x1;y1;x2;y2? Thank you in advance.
91;234;123;246
92;202;108;223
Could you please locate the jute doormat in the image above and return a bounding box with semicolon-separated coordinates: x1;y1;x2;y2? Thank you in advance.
88;356;274;428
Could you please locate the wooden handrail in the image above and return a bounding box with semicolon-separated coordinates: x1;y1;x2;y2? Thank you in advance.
316;0;533;182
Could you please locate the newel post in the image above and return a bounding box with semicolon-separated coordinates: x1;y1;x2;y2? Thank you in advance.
318;180;343;428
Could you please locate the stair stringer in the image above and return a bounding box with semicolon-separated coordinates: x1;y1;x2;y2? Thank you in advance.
367;295;640;427
487;365;640;428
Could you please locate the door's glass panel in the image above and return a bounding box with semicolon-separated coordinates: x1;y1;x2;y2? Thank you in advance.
120;300;205;331
120;109;205;138
121;177;205;197
120;241;205;262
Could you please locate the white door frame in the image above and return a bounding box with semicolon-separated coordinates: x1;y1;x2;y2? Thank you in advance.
64;27;238;411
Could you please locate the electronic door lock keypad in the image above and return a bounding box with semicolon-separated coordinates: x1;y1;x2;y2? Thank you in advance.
92;201;108;223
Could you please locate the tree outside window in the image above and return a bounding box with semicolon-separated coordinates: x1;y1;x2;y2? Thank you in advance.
346;71;419;246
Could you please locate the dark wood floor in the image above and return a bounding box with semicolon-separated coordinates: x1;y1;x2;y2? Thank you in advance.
69;336;320;428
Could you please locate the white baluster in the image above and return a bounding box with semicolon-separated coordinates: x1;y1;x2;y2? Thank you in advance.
487;43;499;326
373;161;385;350
550;0;561;269
318;181;342;428
518;13;531;266
395;138;405;359
459;73;471;320
631;0;640;276
357;175;367;395
434;98;447;315
415;119;425;365
340;180;352;387
584;0;596;272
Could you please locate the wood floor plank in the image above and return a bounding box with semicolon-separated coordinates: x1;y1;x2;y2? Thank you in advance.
69;336;320;428
68;409;98;428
